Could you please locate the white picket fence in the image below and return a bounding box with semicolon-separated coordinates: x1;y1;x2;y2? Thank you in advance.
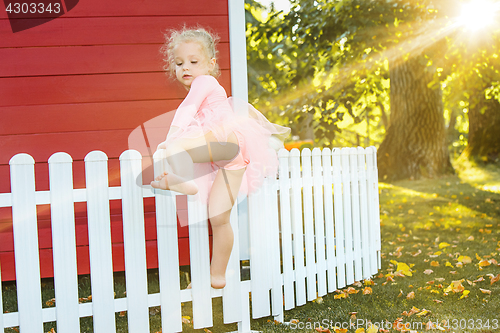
0;146;381;333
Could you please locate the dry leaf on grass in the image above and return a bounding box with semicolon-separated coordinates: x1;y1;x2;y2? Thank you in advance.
480;288;492;295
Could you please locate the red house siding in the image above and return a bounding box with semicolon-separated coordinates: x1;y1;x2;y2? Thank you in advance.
0;0;231;281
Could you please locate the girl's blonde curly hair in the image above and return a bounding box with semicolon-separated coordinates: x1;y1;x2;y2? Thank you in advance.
160;26;221;79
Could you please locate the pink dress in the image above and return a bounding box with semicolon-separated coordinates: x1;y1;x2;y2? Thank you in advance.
165;75;291;203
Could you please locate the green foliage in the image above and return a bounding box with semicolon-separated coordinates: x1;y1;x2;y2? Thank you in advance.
246;0;500;154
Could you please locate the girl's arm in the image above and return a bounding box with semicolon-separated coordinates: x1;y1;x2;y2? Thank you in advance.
170;75;218;129
157;75;218;150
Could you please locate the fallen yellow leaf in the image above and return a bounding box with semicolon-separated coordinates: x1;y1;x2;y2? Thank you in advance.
431;261;440;267
406;291;415;299
460;290;470;299
480;288;491;295
444;280;464;293
457;255;472;264
416;309;430;317
346;287;359;294
391;260;413;276
479;260;491;267
363;287;373;295
334;293;347;299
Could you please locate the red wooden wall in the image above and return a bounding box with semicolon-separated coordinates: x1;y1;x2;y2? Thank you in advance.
0;0;232;281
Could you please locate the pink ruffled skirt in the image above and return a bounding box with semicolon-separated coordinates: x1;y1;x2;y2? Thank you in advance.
164;97;291;204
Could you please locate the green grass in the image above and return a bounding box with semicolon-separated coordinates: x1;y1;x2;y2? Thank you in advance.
2;163;500;333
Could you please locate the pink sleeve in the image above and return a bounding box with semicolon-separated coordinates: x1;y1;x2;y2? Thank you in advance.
170;75;218;129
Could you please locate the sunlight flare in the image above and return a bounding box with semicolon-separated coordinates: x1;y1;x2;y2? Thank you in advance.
458;0;499;31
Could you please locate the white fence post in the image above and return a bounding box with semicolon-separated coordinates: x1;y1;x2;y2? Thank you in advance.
302;149;317;302
312;148;327;296
120;150;150;332
223;192;242;324
289;148;306;306
9;153;44;333
48;152;80;332
357;147;372;279
278;149;295;310
188;196;212;329
332;148;346;289
341;149;355;285
152;149;183;332
322;148;337;293
349;148;363;282
268;172;284;322
367;147;382;270
84;151;116;333
248;185;271;319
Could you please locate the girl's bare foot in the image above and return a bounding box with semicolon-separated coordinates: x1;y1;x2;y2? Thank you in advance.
150;171;170;190
210;274;226;289
150;172;198;195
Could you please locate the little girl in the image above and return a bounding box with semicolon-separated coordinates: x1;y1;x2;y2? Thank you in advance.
151;27;290;289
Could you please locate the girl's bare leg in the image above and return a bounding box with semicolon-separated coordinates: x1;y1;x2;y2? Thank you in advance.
151;132;240;196
208;167;246;289
151;131;245;288
151;147;200;195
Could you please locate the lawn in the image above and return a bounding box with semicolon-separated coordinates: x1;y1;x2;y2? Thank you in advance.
2;162;499;333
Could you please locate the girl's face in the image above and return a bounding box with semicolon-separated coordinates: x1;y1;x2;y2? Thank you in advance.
173;41;215;90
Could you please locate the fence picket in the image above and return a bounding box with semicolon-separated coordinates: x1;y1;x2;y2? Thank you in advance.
278;149;295;310
84;151;116;333
349;148;363;282
153;150;182;331
48;153;80;332
367;147;382;271
249;186;271;318
312;148;327;296
373;147;382;270
290;149;307;306
188;197;213;329
332;149;346;289
341;149;355;285
357;148;372;279
322;148;337;293
120;150;150;332
267;172;284;321
301;149;317;301
9;154;44;333
222;194;242;324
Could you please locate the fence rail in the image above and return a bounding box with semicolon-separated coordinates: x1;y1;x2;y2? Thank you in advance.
0;146;381;333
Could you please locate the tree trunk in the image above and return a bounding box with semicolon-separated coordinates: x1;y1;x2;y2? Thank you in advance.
461;94;500;162
378;54;453;181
